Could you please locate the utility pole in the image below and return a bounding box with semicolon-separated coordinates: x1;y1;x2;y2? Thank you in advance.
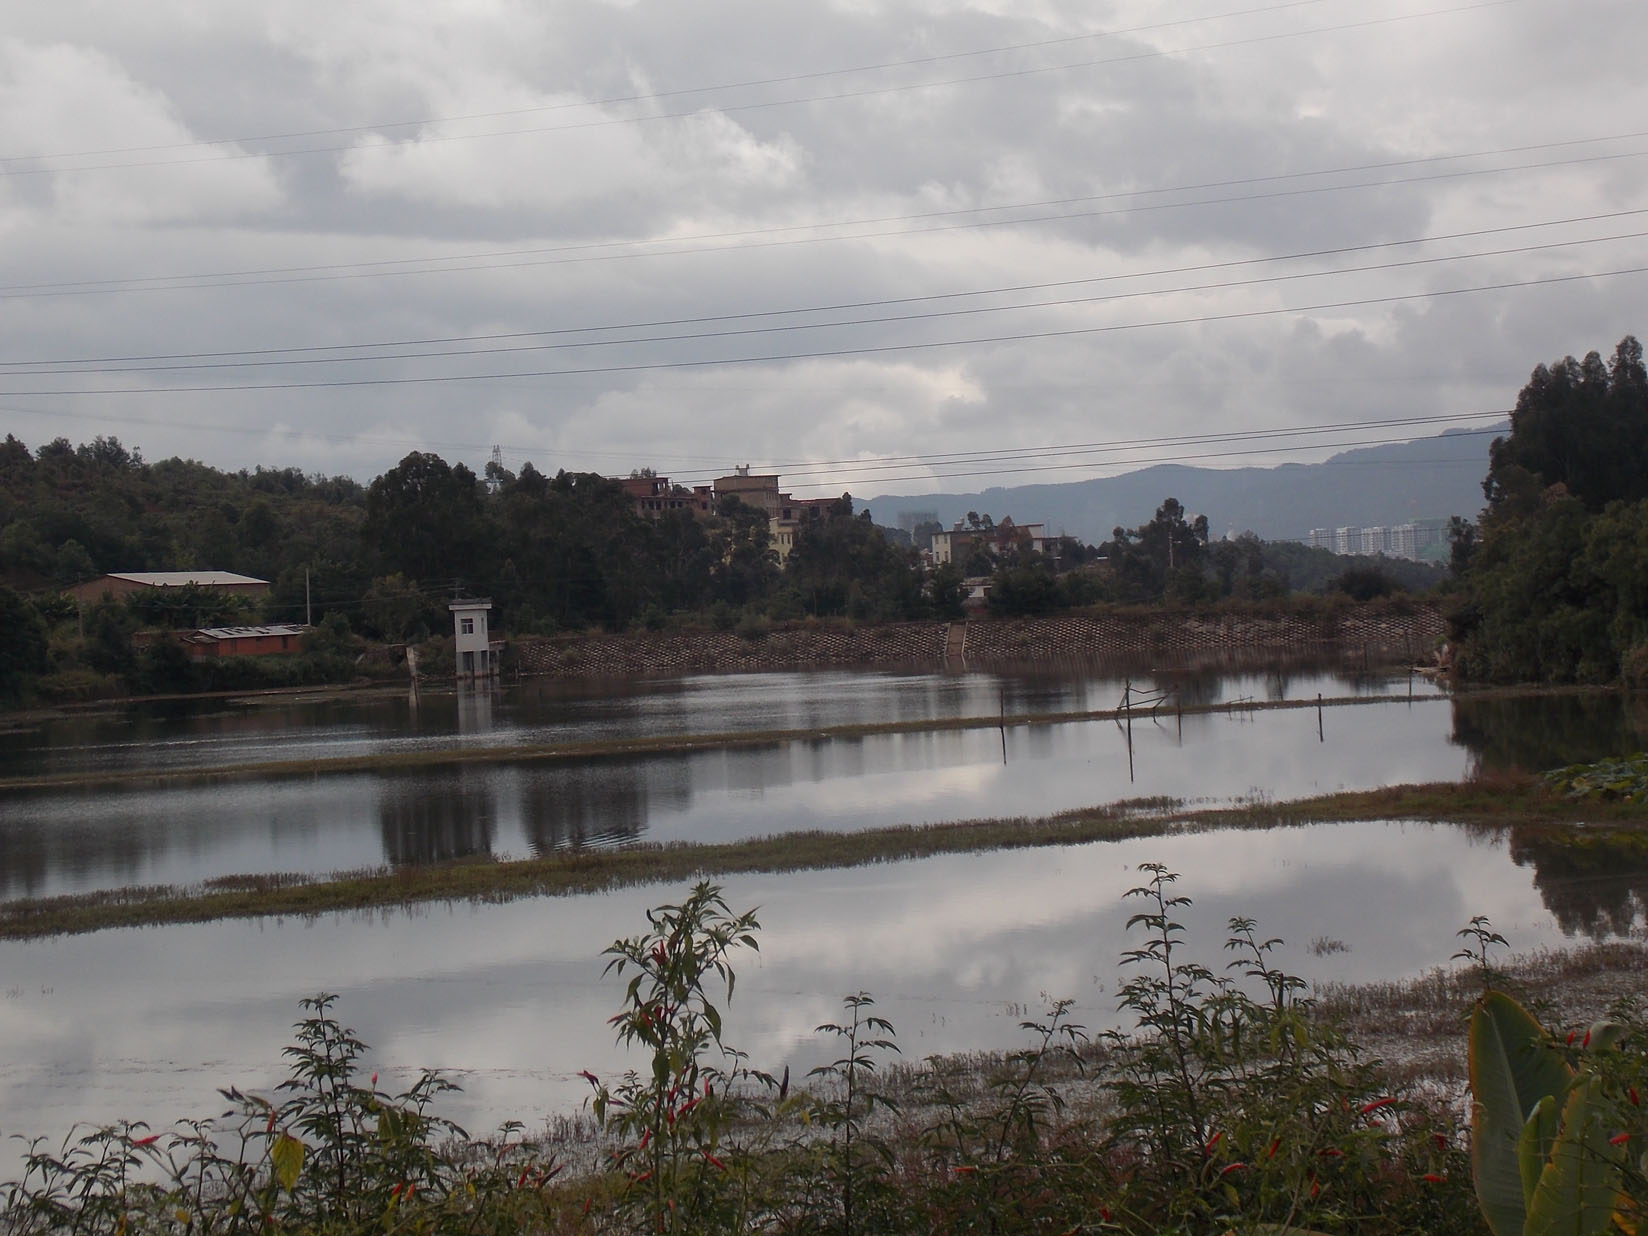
305;568;312;627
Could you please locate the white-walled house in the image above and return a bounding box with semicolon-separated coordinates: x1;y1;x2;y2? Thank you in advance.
449;598;497;679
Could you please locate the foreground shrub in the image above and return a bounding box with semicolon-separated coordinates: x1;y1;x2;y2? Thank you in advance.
9;875;1606;1235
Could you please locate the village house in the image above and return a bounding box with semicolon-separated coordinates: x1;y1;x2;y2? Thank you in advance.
618;475;714;519
711;470;838;563
929;517;1050;567
67;571;271;605
179;624;307;659
450;597;500;680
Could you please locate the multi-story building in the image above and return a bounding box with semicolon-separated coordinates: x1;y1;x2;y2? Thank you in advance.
711;470;838;563
618;475;713;519
930;517;1049;568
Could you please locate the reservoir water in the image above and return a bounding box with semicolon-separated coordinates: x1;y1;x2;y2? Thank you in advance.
1;665;1644;1152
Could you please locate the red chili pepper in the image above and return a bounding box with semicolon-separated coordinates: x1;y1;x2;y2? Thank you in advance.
1205;1131;1222;1154
1219;1162;1246;1176
704;1152;726;1171
1433;1132;1448;1151
131;1134;160;1148
1359;1097;1396;1116
952;1165;977;1176
578;1070;599;1085
1318;1148;1344;1159
1567;1031;1577;1045
1423;1172;1446;1184
1266;1137;1280;1160
1583;1030;1592;1048
1631;1088;1641;1107
1610;1132;1631;1146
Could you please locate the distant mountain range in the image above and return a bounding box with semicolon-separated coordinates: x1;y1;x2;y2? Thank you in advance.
861;424;1502;544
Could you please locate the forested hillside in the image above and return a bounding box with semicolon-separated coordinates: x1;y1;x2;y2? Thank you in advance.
0;434;1443;704
1451;336;1648;683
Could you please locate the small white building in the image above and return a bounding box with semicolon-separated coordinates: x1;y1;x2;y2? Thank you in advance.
449;598;498;679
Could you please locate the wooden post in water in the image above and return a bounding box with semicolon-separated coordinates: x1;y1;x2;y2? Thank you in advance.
1317;692;1324;743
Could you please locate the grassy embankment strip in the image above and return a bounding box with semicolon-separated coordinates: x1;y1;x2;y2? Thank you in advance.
0;691;1444;794
3;774;1641;942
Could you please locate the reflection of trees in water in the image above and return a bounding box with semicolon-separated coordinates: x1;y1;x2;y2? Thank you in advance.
1451;694;1648;774
378;772;497;866
0;797;200;900
1505;826;1648;939
519;764;661;852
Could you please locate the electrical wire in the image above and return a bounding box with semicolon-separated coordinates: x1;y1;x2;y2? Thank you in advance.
7;133;1641;300
5;264;1643;397
7;210;1646;369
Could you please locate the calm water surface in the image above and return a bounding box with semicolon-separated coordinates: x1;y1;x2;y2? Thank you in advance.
0;664;1438;779
1;819;1642;1150
5;694;1457;899
2;669;1643;902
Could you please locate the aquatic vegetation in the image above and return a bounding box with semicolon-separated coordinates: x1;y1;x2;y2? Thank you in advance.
4;875;1559;1234
1545;752;1648;803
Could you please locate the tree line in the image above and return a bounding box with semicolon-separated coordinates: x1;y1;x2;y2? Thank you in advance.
0;433;1442;703
1448;335;1648;684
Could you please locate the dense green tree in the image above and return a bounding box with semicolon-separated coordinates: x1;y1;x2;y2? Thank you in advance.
362;573;435;642
1485;336;1648;511
706;496;779;610
1455;336;1648;683
0;586;47;700
364;452;488;589
784;498;921;619
1101;498;1210;603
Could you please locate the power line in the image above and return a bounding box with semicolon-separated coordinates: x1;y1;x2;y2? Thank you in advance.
688;428;1507;492
8;210;1645;369
8;131;1640;300
0;0;1512;179
745;413;1504;479
7;264;1644;397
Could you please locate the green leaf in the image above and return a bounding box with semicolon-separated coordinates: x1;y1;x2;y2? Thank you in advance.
1524;1077;1622;1236
1518;1094;1561;1211
1471;992;1575;1236
271;1132;305;1193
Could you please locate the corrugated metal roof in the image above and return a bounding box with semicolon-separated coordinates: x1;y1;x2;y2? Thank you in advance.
195;624;308;640
108;571;269;587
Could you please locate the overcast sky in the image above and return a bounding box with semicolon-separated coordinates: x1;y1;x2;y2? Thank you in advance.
2;0;1644;498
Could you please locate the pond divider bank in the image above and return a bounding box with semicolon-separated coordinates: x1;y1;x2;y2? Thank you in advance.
2;775;1636;941
511;601;1445;678
0;690;1445;795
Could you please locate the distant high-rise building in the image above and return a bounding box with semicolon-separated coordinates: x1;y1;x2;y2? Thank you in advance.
1333;526;1360;555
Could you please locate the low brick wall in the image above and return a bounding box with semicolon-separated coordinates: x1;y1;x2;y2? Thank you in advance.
511;604;1445;679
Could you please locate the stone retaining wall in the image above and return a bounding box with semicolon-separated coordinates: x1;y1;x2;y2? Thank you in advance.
961;606;1446;666
513;621;949;678
511;604;1445;679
